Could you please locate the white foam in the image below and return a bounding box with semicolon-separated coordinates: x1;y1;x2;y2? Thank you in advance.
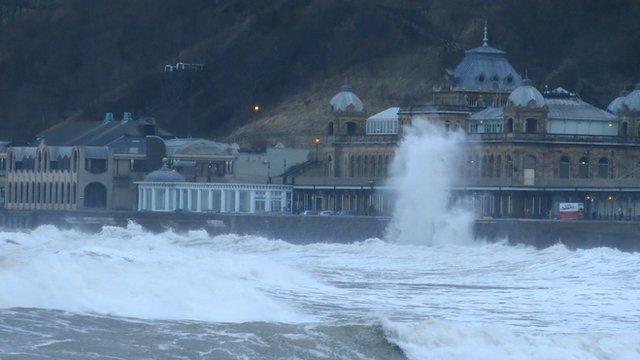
386;120;474;245
0;224;323;323
383;318;640;360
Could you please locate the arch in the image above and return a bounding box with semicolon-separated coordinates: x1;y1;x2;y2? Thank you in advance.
578;156;590;178
346;122;357;136
84;182;107;209
621;122;628;136
559;156;571;178
72;150;78;172
505;118;514;133
356;155;362;177
364;155;370;177
481;155;489;177
524;118;537;134
495;155;502;177
371;156;378;177
597;157;610;179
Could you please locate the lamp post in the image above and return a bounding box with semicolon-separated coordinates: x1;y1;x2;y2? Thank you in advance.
314;137;321;163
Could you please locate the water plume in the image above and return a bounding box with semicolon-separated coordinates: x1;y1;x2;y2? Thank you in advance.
386;119;474;245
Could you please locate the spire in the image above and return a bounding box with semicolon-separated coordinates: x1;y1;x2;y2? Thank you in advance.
482;20;488;46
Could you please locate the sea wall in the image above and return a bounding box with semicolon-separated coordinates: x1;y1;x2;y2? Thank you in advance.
0;210;638;251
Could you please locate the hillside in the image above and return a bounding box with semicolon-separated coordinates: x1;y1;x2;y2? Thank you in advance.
1;0;640;142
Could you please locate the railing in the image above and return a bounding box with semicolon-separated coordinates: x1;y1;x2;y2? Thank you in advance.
469;133;640;145
328;135;399;145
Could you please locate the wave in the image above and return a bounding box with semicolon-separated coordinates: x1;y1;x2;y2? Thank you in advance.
382;318;640;360
0;224;326;323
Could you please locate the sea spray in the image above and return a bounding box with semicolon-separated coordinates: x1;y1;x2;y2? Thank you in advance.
386;119;475;245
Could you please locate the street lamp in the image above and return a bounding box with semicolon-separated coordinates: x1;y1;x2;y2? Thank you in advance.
314;137;321;163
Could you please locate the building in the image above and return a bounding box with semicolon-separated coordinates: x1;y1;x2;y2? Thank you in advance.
136;164;293;213
293;24;640;219
0;115;171;210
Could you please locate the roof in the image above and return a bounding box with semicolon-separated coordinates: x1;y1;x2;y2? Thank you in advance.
48;146;73;158
470;107;504;121
329;85;364;112
607;96;626;114
164;138;238;157
84;146;109;159
36;118;172;146
367;107;399;121
453;42;522;91
545;94;616;122
508;84;545;108
10;147;36;159
144;165;185;182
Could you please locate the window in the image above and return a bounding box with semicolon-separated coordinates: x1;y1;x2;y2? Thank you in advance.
200;189;210;210
270;191;283;212
598;157;609;179
478;73;485;83
211;189;221;212
254;190;266;212
346;122;357;136
525;118;537;134
505;118;514;133
225;190;236;212
578;157;590;178
506;155;513;177
559;156;571;178
155;189;166;210
239;190;250;212
495;155;502;177
189;189;198;211
328;122;334;135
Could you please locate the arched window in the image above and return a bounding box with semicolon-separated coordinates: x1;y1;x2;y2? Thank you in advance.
327;122;334;135
356;155;362;177
495;155;502;177
349;155;355;178
578;157;590;178
524;155;536;170
525;118;537;133
621;122;628;136
364;156;369;177
559;156;571;178
371;156;377;177
481;155;488;177
598;157;609;179
488;155;494;178
346;122;357;136
505;118;514;133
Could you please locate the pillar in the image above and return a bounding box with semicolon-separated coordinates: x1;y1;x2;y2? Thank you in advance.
221;189;226;213
265;191;271;212
234;189;240;213
138;186;143;211
164;187;170;211
250;190;256;213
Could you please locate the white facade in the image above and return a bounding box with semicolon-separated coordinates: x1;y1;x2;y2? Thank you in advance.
137;182;293;213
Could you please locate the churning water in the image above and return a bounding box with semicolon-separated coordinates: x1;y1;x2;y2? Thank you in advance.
1;121;639;359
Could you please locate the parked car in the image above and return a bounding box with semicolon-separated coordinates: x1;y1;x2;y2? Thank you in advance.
301;210;318;216
336;210;356;216
319;210;335;216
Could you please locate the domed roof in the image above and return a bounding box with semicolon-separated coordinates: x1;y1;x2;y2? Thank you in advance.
507;82;545;108
329;84;364;112
144;164;185;182
623;84;640;112
452;24;522;91
607;96;626;114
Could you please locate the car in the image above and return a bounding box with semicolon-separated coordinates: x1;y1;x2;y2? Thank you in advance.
319;210;335;216
301;210;318;216
336;210;356;216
